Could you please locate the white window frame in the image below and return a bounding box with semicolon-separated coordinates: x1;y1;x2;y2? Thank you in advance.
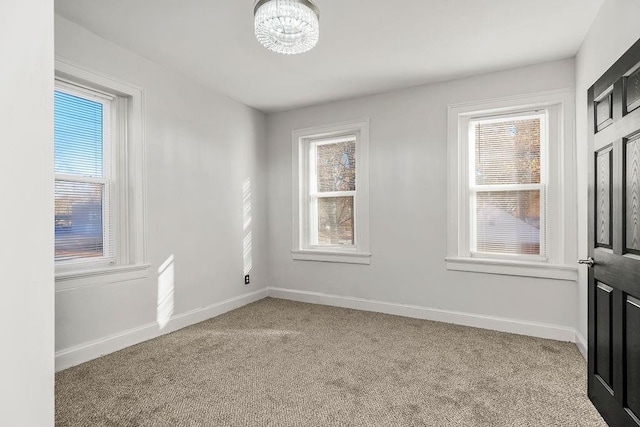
468;110;548;262
292;119;371;264
54;58;149;290
446;89;578;281
54;81;114;267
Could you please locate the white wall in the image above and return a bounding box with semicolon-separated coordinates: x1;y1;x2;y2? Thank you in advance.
0;1;54;425
54;16;269;367
267;59;579;337
575;0;640;339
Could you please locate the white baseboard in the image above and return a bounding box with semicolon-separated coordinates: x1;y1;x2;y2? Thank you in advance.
575;331;588;361
55;288;268;371
56;286;585;372
268;287;578;343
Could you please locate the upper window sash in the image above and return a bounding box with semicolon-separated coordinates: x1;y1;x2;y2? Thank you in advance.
308;134;357;192
467;111;548;187
54;81;113;183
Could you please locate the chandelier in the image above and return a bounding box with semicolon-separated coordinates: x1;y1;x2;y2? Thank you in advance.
254;0;320;55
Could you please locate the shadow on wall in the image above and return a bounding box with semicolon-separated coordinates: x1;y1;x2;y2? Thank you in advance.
157;254;175;330
243;178;253;276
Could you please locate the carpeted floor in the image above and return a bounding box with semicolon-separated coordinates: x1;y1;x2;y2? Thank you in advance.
56;298;606;426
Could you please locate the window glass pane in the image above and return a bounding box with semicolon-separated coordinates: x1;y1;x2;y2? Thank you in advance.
317;196;354;246
54;90;103;177
475;190;540;255
316;139;356;192
474;118;541;185
55;180;104;261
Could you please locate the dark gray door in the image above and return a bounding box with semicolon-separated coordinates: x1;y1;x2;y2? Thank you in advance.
588;37;640;426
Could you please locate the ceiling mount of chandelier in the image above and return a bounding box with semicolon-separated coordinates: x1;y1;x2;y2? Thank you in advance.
254;0;320;55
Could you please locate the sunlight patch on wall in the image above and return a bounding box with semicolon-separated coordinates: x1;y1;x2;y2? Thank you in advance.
243;178;253;276
243;232;253;276
157;254;175;330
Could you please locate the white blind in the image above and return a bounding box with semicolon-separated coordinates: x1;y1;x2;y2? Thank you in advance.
54;84;113;264
469;113;546;257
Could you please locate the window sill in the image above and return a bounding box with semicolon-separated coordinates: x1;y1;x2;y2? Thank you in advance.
291;249;371;265
55;263;151;291
445;257;577;281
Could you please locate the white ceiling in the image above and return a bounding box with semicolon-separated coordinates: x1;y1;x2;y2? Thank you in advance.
55;0;605;113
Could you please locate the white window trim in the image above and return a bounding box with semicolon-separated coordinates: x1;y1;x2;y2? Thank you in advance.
292;119;371;264
55;58;149;289
446;89;577;281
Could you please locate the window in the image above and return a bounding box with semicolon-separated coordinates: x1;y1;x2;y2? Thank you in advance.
54;59;147;288
447;90;577;280
469;112;547;259
292;120;370;264
54;83;113;265
310;136;356;246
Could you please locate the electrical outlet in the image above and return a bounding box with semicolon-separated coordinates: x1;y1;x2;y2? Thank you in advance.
244;275;250;285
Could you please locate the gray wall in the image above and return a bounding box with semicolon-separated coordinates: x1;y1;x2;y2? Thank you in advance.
54;16;269;359
266;59;579;332
0;1;55;425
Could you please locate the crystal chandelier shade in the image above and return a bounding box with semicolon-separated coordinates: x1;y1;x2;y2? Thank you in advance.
254;0;320;55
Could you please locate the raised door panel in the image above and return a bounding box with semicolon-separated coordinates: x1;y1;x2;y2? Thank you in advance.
596;282;614;391
627;136;640;254
626;67;640;114
596;91;614;132
597;148;613;248
626;296;640;424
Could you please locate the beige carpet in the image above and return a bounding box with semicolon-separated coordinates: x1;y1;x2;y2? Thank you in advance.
56;298;606;426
